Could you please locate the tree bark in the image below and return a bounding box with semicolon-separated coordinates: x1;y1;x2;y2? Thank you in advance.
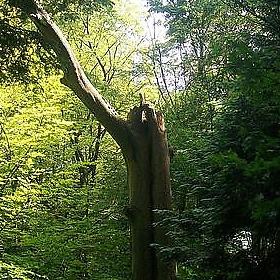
126;105;175;280
9;1;176;279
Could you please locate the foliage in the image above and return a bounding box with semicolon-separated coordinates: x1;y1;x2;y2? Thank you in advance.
0;0;146;278
0;260;47;280
2;0;280;278
0;77;131;279
148;0;280;279
0;0;113;84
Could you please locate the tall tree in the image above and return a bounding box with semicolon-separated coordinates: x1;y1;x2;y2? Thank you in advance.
4;0;176;279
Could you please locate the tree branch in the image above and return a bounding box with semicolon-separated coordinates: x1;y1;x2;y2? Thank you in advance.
9;0;133;154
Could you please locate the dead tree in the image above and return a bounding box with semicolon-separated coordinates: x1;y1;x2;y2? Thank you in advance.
9;1;176;279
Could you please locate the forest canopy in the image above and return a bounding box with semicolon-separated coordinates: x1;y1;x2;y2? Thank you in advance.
0;0;280;279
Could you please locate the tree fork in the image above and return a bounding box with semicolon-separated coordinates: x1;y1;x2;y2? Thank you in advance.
8;1;176;279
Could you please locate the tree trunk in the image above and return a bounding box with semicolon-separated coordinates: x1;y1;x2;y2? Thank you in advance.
126;105;175;280
9;1;176;279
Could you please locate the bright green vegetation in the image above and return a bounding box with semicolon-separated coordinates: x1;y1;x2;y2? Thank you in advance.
0;78;131;280
1;0;280;279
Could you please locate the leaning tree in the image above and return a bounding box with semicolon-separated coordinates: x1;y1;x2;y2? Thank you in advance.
5;0;176;279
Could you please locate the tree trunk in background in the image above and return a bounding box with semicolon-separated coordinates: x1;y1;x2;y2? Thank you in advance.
9;1;176;279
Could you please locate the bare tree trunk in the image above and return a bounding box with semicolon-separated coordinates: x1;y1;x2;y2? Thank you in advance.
9;1;176;279
126;105;175;280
